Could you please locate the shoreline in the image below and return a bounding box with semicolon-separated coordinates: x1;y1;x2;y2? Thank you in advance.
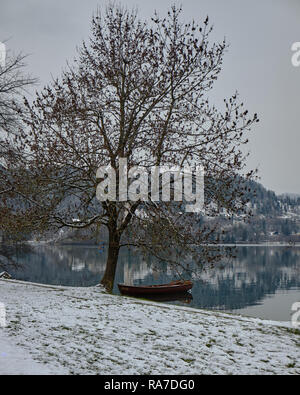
25;240;300;248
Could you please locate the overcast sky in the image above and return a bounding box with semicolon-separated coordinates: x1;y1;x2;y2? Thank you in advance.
1;0;299;194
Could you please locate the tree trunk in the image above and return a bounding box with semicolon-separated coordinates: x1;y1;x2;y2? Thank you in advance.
100;226;120;292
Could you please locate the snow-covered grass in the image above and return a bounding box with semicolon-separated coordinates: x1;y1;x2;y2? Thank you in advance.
0;333;54;375
0;279;299;375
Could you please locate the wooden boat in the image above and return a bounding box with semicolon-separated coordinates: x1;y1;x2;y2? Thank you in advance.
117;280;193;297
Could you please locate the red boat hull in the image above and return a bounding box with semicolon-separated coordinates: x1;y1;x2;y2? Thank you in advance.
118;280;193;296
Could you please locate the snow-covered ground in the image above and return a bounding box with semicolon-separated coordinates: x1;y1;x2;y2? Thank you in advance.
0;279;299;375
0;332;54;374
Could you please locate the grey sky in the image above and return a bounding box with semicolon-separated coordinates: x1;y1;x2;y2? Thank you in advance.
0;0;299;194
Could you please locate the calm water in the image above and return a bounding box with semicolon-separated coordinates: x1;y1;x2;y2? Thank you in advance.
3;244;300;322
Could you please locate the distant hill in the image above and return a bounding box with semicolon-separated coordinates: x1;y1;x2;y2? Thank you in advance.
217;180;300;243
279;193;300;200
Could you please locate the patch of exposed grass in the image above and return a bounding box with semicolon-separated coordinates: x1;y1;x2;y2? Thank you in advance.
181;358;195;364
284;328;300;336
286;362;296;368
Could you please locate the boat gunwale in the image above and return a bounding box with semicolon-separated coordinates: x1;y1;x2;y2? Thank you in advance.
118;281;193;290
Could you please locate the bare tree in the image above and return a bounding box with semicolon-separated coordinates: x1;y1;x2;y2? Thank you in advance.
0;5;258;291
0;47;37;136
0;45;37;255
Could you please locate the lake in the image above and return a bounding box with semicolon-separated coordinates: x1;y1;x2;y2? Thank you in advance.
3;244;300;322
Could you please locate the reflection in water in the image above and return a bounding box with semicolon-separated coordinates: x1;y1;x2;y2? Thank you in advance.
145;292;193;304
6;245;300;321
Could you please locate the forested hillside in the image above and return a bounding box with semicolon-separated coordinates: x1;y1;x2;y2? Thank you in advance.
217;181;300;243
